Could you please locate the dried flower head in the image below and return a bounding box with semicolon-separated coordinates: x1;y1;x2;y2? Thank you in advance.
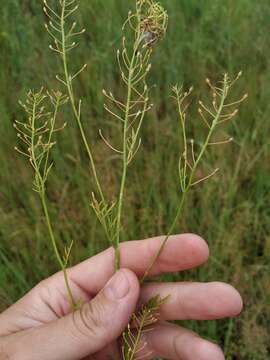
138;0;168;46
123;0;168;47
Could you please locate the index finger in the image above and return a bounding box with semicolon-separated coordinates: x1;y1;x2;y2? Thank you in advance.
69;233;209;294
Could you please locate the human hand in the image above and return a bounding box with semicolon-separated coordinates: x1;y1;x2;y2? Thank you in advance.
0;234;242;360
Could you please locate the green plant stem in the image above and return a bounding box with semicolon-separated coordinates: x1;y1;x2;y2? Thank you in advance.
188;89;226;182
178;95;187;190
43;98;60;177
60;0;105;203
31;99;76;311
126;313;147;360
115;39;141;270
40;192;76;310
141;86;227;283
141;192;187;283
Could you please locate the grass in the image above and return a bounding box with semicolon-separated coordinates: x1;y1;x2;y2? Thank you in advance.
0;0;269;359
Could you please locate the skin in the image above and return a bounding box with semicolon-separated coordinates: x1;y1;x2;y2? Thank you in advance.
0;234;243;360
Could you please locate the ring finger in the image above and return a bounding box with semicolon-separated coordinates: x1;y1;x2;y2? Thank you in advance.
134;322;225;360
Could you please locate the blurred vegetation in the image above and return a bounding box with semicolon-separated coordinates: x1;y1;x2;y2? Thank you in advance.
0;0;269;359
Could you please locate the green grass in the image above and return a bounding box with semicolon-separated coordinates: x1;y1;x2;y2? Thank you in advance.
0;0;269;359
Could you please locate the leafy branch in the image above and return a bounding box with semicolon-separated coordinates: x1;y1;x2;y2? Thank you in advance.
122;295;168;360
95;0;168;269
43;0;105;202
15;89;77;310
141;73;248;282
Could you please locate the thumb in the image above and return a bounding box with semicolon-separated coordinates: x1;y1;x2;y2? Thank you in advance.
3;269;139;360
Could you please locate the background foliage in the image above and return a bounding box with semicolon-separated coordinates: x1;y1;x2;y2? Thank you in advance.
0;1;269;359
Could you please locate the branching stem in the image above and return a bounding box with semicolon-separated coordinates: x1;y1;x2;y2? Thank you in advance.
115;41;140;270
141;82;228;283
60;0;105;203
30;98;76;310
40;193;76;309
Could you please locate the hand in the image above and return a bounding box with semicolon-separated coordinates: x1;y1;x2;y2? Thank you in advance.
0;234;242;360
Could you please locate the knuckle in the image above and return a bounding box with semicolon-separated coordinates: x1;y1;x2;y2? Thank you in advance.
71;297;107;339
27;279;51;305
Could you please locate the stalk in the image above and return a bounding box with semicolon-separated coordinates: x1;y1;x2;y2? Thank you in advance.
141;79;231;283
102;0;167;269
29;96;76;310
115;47;139;270
40;192;76;309
59;0;105;203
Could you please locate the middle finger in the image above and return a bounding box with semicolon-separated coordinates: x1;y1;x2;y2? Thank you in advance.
139;282;243;320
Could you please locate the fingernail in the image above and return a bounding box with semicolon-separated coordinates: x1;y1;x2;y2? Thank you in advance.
103;270;130;300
